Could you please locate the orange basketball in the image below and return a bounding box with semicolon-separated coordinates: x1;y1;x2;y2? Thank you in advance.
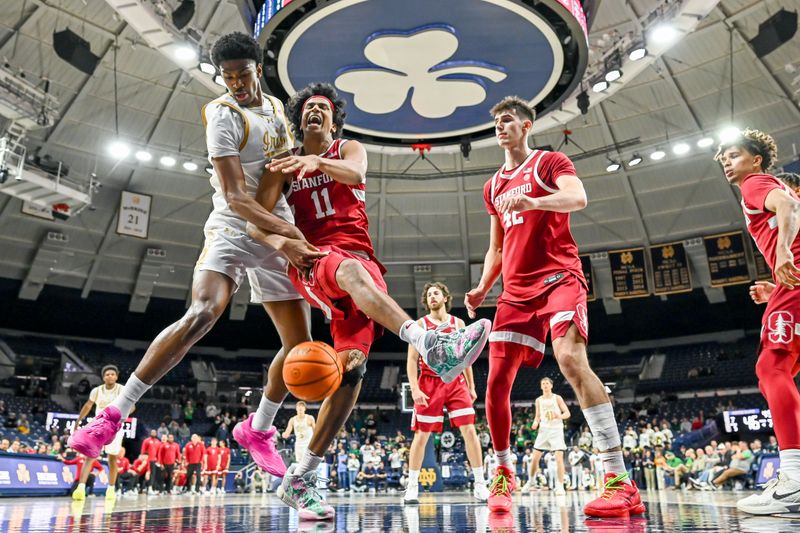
283;341;343;402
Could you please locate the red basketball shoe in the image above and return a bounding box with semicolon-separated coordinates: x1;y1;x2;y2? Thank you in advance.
487;465;516;513
584;473;646;518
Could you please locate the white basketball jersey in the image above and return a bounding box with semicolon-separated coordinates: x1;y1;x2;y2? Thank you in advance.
538;395;563;430
89;383;122;412
202;93;294;231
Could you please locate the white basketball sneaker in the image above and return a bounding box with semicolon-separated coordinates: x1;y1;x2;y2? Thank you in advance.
403;483;419;504
737;472;800;515
474;481;490;502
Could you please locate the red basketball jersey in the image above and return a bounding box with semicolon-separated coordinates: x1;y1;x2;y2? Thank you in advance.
418;314;457;377
483;150;586;302
741;173;800;277
285;139;373;256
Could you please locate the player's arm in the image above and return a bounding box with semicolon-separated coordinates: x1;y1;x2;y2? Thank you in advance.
75;399;95;425
281;418;294;440
532;398;541;430
556;395;571;420
247;164;328;272
309;415;316;431
764;188;800;289
269;140;367;185
407;319;430;407
498;174;587;214
465;215;504;318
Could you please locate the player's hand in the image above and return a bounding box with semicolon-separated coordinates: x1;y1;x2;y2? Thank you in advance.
498;194;538;214
269;154;321;180
411;387;430;407
465;287;488;319
749;280;776;304
469;387;478;403
774;248;800;289
532;422;539;430
278;238;329;276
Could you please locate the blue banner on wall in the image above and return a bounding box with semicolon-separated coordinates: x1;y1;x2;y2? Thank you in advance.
0;453;108;496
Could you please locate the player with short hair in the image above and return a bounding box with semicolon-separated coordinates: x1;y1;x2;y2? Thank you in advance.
68;32;326;481
466;96;644;517
203;437;221;495
522;377;570;495
71;365;125;501
283;401;315;463
404;282;489;503
716;129;800;515
246;82;490;520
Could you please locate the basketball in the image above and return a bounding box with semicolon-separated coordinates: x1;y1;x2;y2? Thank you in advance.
282;341;343;402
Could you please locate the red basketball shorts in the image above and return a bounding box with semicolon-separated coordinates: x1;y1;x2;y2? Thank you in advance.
289;245;386;356
761;284;800;353
489;274;589;368
411;374;475;433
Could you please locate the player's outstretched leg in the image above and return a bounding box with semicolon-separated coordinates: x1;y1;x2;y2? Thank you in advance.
334;259;490;382
234;300;311;477
278;349;363;520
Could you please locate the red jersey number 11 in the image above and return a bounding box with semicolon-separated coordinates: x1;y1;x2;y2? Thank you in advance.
311;188;336;219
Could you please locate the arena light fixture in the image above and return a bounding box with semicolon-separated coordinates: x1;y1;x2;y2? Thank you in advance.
174;45;197;61
205;165;213;175
628;39;647;61
182;161;198;171
628;153;643;167
672;142;690;155
718;126;741;144
591;78;609;93
605;69;622;82
159;156;176;167
650;23;679;45
107;140;130;159
606;160;621;172
198;61;215;75
135;150;152;162
214;75;226;87
650;149;666;161
697;136;715;148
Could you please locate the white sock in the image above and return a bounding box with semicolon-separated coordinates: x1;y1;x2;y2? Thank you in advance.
408;469;419;486
252;395;281;432
110;374;150;419
473;467;485;485
294;450;322;476
399;320;432;357
599;451;629;484
780;449;800;481
496;448;514;470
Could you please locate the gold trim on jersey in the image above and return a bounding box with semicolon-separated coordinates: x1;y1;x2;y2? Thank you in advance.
201;97;250;152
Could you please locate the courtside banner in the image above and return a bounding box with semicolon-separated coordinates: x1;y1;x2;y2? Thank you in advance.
117;190;152;239
649;241;692;295
0;453;108;496
46;412;137;439
579;254;596;301
704;232;750;287
608;247;648;299
753;249;771;281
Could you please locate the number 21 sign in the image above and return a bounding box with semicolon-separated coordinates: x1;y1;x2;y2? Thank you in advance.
117;191;152;239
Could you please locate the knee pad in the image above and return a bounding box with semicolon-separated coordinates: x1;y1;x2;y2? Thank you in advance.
342;353;367;387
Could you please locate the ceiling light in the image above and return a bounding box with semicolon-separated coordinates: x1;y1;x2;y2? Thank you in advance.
606;161;621;172
605;69;622;82
214;75;226;87
650;24;679;45
628;154;643;167
182;161;198;171
159;156;176;167
592;79;609;93
135;150;152;162
174;45;197;61
672;142;690;155
650;149;666;161
198;61;215;75
629;45;647;61
205;165;213;175
107;140;130;159
697;137;715;148
718;126;741;144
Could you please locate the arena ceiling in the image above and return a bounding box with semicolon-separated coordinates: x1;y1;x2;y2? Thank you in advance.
0;0;798;312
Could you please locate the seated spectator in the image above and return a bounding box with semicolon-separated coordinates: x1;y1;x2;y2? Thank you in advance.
4;412;17;429
17;414;30;435
252;468;270;493
233;471;246;494
157;423;169;440
709;441;755;490
0;400;5;416
9;440;21;454
131;453;150;493
373;460;388;492
206;402;220;419
177;422;191;441
673;449;695;488
0;438;10;452
115;447;134;494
